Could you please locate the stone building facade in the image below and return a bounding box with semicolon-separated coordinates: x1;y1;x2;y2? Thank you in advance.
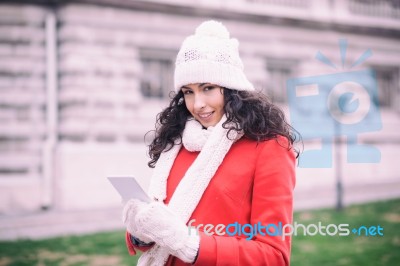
0;0;399;215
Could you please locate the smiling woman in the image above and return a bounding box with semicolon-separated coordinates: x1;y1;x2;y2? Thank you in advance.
181;83;225;128
122;20;301;266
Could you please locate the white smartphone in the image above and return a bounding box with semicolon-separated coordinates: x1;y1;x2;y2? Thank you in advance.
107;177;151;203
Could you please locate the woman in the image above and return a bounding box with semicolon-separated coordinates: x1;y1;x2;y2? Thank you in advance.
122;20;299;266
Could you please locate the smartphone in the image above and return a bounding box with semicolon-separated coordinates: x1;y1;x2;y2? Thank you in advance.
107;177;151;202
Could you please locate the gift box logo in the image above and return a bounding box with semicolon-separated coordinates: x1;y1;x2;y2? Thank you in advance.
287;39;382;168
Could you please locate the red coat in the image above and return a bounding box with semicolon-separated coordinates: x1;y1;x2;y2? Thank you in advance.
126;136;296;265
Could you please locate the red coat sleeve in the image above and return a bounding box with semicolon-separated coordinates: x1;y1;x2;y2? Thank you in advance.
194;137;296;266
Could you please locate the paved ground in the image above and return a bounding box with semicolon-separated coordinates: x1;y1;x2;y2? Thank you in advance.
1;178;399;241
0;207;122;241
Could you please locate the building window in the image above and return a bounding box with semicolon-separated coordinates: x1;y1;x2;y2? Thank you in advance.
245;0;310;8
373;66;400;109
140;49;175;99
349;0;400;19
265;59;296;103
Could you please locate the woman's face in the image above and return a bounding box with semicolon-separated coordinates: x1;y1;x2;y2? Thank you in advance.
181;83;225;128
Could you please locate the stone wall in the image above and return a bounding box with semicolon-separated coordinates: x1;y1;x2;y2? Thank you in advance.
0;0;399;215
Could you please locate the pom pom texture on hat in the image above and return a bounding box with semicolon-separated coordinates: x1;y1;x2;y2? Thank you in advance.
195;20;230;39
174;20;254;92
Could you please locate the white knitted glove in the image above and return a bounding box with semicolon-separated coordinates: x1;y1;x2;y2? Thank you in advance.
122;199;153;244
135;201;200;263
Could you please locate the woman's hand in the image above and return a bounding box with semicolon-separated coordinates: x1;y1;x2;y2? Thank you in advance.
123;199;199;263
122;199;154;244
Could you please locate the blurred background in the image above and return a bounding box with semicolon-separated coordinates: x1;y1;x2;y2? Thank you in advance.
0;0;399;250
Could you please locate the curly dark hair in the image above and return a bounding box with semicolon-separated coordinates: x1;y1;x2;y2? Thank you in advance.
146;88;301;168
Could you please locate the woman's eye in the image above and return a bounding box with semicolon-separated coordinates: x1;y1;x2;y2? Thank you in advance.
183;90;192;95
204;86;215;91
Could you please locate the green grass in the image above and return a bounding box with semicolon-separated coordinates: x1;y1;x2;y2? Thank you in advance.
291;198;400;266
0;231;140;266
0;198;399;266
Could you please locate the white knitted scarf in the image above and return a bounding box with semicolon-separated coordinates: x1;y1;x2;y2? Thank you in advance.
138;116;242;266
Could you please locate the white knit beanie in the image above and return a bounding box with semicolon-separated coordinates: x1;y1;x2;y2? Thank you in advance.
174;20;255;93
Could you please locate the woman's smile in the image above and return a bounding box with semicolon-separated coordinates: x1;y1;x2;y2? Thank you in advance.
181;83;224;128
